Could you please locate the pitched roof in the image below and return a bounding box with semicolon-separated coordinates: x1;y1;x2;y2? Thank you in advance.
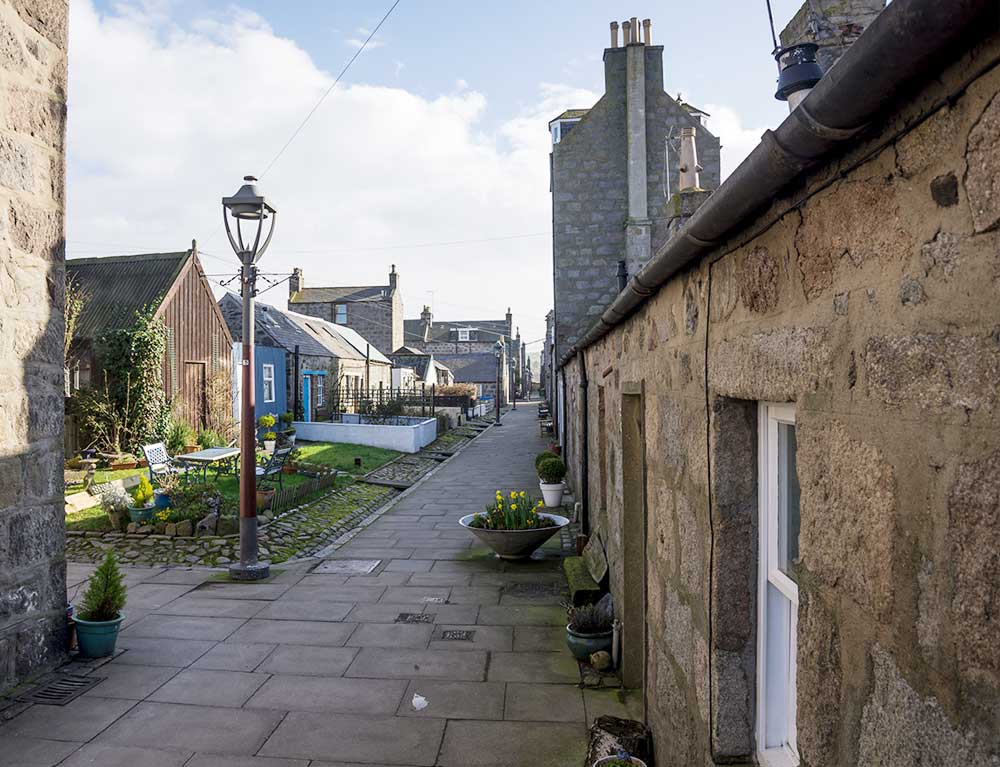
433;353;498;383
294;314;391;365
289;285;390;304
393;345;427;355
67;252;190;340
402;318;510;345
219;294;330;358
549;109;590;125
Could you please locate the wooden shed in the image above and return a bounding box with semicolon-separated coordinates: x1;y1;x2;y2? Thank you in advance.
66;244;233;429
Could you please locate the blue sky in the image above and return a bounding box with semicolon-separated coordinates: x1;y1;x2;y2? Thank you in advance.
70;0;808;347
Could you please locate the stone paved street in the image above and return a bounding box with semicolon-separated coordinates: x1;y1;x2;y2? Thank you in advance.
1;404;637;766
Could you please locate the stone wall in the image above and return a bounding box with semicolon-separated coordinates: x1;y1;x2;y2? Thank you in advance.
293;297;398;358
560;32;1000;767
0;0;69;691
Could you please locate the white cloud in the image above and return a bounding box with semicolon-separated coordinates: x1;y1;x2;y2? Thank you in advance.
345;37;384;50
702;103;768;180
66;1;594;346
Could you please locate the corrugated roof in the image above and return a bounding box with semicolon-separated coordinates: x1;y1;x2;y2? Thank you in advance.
290;285;390;304
433;352;498;383
67;252;189;339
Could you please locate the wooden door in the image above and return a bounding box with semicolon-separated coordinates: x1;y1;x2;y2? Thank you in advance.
183;361;207;428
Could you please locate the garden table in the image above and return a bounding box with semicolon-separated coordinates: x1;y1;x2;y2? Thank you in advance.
177;447;241;484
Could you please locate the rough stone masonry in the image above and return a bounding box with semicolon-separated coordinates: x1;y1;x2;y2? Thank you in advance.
0;0;69;691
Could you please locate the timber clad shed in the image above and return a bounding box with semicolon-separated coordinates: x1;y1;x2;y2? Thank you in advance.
66;246;233;428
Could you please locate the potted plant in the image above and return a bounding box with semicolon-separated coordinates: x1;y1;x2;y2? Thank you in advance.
459;490;569;560
258;414;277;452
95;483;131;531
256;487;275;509
153;473;179;510
593;753;647;767
565;596;614;661
128;475;156;523
109;452;137;470
74;551;127;658
538;455;567;508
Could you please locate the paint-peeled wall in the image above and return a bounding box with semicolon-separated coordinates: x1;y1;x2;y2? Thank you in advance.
0;0;68;691
561;33;1000;767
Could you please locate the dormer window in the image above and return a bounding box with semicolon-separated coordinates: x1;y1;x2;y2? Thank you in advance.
458;328;471;341
550;118;581;145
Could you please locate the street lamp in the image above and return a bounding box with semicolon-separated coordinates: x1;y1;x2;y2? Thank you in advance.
222;175;277;581
493;340;504;426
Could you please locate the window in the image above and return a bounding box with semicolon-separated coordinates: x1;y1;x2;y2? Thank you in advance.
262;364;275;403
458;328;471;341
334;304;347;324
315;375;325;406
757;403;801;767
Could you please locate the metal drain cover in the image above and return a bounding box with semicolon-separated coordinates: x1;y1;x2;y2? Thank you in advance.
439;629;475;641
312;559;381;575
17;674;103;706
396;613;435;624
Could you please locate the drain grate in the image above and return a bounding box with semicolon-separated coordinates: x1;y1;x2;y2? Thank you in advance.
17;674;103;706
440;629;475;641
396;613;435;624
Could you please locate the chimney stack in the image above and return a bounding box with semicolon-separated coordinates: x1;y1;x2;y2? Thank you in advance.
678;127;703;191
610;21;619;48
289;267;304;298
388;264;399;291
642;19;651;45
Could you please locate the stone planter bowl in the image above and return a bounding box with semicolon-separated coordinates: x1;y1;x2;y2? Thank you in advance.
592;756;647;767
459;513;569;560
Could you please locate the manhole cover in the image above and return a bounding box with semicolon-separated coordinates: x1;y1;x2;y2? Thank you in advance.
17;674;103;706
421;596;448;604
440;629;475;641
312;559;381;575
503;582;564;599
396;613;435;624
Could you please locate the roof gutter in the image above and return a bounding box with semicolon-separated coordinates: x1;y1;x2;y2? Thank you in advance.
559;0;996;368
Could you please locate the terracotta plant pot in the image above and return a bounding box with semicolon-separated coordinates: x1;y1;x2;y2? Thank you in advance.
184;444;200;454
110;461;137;470
256;489;275;510
282;465;296;475
459;513;569;560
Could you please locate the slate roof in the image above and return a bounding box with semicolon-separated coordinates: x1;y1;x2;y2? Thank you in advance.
67;252;189;340
319;321;392;365
402;318;509;345
433;353;498;383
219;294;330;358
289;285;390;304
549;109;590;125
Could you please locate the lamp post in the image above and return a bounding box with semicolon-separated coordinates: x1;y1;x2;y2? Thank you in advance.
222;175;276;581
493;340;503;426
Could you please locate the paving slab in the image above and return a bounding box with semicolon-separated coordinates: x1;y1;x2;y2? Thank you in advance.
346;622;434;649
329;547;414;560
148;669;269;707
582;687;645;727
396;680;504;720
192;583;290;600
488;652;581;684
186;756;308;767
192;642;277;672
0;735;79;766
384;559;435;573
379;586;451;604
428;624;512;652
97;702;283;755
228;619;356;646
122;614;245;641
84;663;180;699
123;583;197;610
255;645;359;676
113;636;215;667
259;712;445;766
405;573;472;587
254;599;354;622
347;602;425;622
345;648;488;681
505;682;586;722
141;569;216;585
2;697;136;742
310;559;381;575
477;605;566;626
446;586;502;605
437;720;587;766
282;584;385;603
155;596;268;618
421;604;480;624
513;625;567;652
58;743;192;767
246;675;406;714
343;572;410;586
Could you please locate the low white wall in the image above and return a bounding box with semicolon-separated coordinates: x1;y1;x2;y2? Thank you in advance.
293;416;437;454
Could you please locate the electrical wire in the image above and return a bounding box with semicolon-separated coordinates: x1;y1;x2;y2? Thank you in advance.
259;0;403;178
766;0;779;52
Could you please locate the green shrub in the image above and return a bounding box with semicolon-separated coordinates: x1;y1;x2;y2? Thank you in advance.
280;411;294;426
258;414;277;429
166;420;194;454
538;456;566;484
78;551;127;622
535;452;559;471
197;428;222;449
169;483;234;519
262;431;277;441
132;476;154;507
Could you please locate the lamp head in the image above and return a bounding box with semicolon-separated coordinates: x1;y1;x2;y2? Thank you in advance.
223;175;276;220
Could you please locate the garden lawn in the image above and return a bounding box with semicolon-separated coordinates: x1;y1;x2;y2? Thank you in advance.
294;441;400;475
66;504;112;533
65;467;145;494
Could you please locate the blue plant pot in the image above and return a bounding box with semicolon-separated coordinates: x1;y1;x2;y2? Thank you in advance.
74;614;124;658
128;505;154;523
153;490;171;510
565;625;613;661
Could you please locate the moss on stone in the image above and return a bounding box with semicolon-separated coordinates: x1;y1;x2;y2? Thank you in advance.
564;556;601;606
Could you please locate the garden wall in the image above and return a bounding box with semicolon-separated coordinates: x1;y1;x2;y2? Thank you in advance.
0;0;69;692
293;415;437;454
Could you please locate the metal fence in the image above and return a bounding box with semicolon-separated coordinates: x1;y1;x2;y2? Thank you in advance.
327;383;473;418
269;470;340;514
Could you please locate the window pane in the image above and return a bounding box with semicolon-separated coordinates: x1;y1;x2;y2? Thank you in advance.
764;582;791;749
335;305;347;324
777;423;801;577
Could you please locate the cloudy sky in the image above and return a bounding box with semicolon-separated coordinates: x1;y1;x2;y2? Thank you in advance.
67;0;806;349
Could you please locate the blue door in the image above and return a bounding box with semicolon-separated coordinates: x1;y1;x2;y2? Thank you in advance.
302;377;311;422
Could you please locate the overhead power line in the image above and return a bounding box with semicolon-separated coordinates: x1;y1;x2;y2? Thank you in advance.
259;0;403;178
281;232;548;254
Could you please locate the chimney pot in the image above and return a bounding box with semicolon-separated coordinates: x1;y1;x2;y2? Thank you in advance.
630;17;638;43
610;21;619;48
678;127;702;191
621;19;631;44
642;19;651;45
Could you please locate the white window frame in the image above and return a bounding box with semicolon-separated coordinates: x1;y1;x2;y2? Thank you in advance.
756;402;799;767
458;328;471;341
315;375;325;406
262;364;275;403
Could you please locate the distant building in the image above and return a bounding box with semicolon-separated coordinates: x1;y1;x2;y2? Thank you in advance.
433;352;506;402
67;245;233;429
288;265;403;357
389;346;454;388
